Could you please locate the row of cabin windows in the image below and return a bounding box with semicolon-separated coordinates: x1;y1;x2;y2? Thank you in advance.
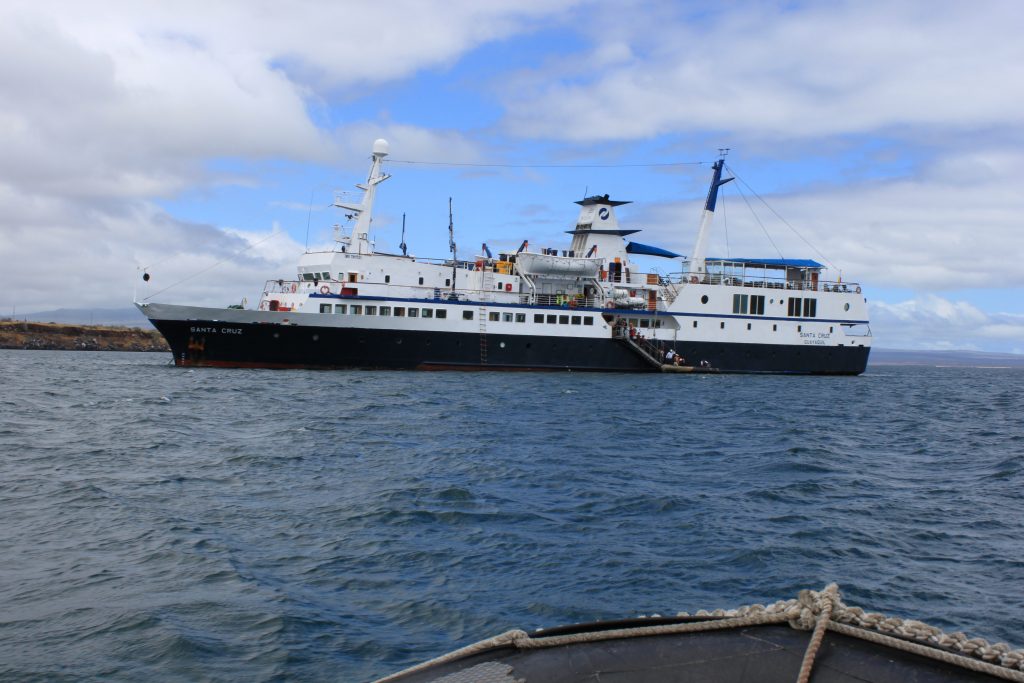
305;272;434;286
531;314;596;326
321;304;447;319
732;294;766;315
788;297;817;317
691;320;833;334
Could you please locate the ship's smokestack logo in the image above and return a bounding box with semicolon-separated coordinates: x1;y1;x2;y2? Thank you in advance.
598;207;609;220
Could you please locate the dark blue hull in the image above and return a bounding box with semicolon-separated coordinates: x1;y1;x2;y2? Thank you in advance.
149;318;870;374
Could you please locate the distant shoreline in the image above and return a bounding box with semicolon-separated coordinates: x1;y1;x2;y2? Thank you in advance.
0;320;168;353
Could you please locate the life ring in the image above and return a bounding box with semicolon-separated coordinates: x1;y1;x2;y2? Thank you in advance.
605;301;615;308
290;283;297;293
319;285;330;294
689;276;699;284
505;283;512;292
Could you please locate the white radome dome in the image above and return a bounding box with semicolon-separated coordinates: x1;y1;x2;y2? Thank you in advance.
372;139;390;156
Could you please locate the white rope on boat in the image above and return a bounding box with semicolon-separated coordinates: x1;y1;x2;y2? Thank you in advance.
375;584;1024;682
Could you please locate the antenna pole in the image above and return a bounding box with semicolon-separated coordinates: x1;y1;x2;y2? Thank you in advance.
448;198;457;293
400;213;408;257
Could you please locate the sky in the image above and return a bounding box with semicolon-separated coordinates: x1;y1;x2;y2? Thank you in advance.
1;0;1022;352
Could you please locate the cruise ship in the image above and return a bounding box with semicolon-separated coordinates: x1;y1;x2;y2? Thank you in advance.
137;140;871;373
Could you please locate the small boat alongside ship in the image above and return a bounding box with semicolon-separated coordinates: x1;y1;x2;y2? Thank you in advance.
138;140;871;373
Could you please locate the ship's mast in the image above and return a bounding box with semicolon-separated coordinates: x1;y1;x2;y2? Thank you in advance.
334;139;391;255
689;153;733;278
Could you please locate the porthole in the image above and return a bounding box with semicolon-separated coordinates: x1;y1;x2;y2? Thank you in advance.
701;295;709;304
273;332;280;339
312;334;319;341
844;303;850;311
499;342;506;348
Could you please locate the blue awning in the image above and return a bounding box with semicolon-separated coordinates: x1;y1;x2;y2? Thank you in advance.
626;241;682;259
706;257;824;269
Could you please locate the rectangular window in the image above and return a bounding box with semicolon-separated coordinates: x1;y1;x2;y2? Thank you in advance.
747;322;751;330
515;313;526;323
408;308;418;318
379;306;391;316
628;318;639;327
351;305;363;315
421;308;433;318
303;273;315;281
547;315;557;324
322;272;331;280
489;312;500;322
804;298;817;317
463;310;474;320
733;294;748;314
798;325;803;332
559;315;569;324
654;320;663;328
751;295;765;315
418;277;424;285
384;275;390;283
496;283;503;290
334;304;347;314
503;313;513;322
394;307;405;317
571;315;581;325
773;324;777;331
319;304;331;313
534;314;544;323
720;321;725;329
639;319;649;328
435;309;447;319
693;320;698;328
365;305;377;315
583;317;593;326
788;297;802;316
445;279;451;287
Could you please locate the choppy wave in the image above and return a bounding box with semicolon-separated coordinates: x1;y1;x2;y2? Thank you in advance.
1;350;1022;681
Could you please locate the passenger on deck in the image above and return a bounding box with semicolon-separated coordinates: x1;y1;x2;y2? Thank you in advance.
665;349;675;363
674;354;683;366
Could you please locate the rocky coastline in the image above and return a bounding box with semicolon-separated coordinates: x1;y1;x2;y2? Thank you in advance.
0;321;169;352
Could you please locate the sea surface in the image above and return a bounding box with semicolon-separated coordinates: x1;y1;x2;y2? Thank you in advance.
1;350;1022;682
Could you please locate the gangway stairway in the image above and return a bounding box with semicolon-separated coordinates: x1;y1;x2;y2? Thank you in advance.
616;332;716;373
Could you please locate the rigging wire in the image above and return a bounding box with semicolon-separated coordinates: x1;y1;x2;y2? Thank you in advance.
721;192;730;259
387;159;708;169
724;164;838;271
141;229;285;302
731;180;786;262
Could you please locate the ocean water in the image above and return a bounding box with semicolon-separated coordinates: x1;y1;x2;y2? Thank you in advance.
1;349;1022;682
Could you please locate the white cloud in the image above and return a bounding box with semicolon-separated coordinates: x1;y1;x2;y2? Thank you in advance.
0;0;576;313
630;148;1024;292
870;295;1024;351
499;1;1024;141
